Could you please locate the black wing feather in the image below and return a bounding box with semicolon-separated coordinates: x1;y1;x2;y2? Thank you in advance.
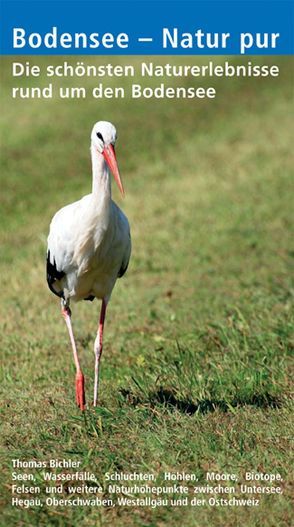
46;250;65;299
118;231;131;278
118;260;129;278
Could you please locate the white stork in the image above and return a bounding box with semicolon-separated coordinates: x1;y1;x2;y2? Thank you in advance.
46;121;131;410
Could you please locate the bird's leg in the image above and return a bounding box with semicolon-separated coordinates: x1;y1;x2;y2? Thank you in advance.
61;299;86;411
93;298;107;407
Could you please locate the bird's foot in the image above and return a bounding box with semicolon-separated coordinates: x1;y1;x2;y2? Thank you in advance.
75;371;86;410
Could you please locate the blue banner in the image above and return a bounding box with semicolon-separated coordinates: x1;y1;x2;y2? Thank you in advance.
1;1;293;55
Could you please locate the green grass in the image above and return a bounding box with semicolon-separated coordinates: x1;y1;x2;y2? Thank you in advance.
0;56;293;527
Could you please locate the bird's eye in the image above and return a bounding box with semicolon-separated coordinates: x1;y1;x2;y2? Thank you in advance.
96;132;104;142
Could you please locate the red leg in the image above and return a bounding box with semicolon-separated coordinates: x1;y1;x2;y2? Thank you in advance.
61;303;86;411
93;298;107;407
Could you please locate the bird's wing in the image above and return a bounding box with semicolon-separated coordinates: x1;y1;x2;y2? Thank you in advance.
118;229;131;278
46;250;65;298
111;201;132;279
46;196;91;297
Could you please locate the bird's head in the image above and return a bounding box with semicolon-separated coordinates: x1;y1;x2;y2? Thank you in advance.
91;121;124;196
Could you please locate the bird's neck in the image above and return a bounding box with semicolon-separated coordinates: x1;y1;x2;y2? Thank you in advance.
91;145;111;201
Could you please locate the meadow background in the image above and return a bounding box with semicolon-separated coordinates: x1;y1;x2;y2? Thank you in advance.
0;56;293;527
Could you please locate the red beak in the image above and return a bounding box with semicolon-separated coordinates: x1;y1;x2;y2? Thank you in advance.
102;144;124;197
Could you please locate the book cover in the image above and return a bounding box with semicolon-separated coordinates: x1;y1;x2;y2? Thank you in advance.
1;1;293;526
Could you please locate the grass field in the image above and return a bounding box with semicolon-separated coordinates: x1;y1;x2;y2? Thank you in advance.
0;56;293;527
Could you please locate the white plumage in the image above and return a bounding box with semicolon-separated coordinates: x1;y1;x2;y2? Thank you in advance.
47;195;130;301
46;121;131;409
